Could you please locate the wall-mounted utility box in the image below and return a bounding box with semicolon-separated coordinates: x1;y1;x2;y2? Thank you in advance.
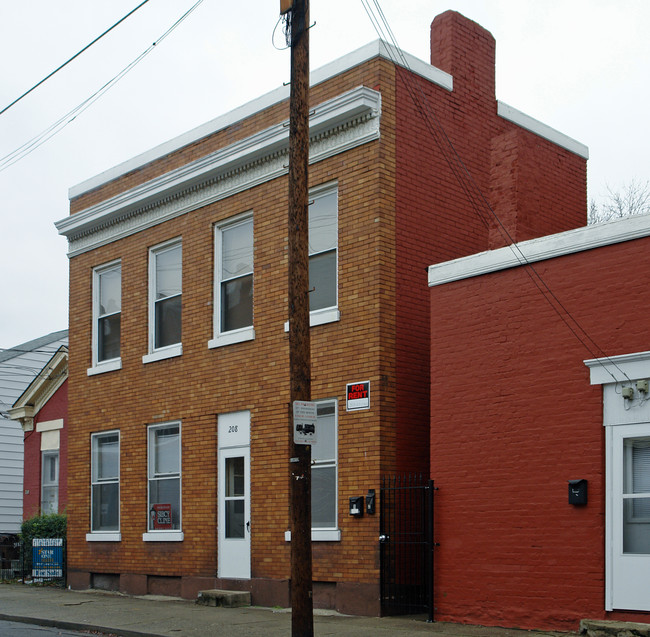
349;496;364;517
568;479;588;506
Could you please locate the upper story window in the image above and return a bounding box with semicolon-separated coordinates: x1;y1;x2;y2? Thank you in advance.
88;430;120;541
144;422;183;542
308;185;338;315
89;261;121;375
144;239;182;363
210;215;254;348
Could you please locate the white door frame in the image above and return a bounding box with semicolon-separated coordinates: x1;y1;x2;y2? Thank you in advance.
217;411;251;580
587;350;650;611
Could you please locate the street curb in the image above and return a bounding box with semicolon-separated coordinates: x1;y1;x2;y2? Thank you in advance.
0;612;166;637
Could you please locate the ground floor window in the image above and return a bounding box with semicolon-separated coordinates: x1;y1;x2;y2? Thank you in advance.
41;450;59;514
311;400;338;530
90;431;120;532
148;422;181;531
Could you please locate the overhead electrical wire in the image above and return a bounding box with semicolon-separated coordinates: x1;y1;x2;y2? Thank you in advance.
0;0;205;173
360;0;629;384
0;0;151;117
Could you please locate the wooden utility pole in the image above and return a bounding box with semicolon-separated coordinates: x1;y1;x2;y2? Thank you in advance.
285;0;313;635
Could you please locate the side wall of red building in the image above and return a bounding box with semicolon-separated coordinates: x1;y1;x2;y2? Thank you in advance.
430;236;650;631
395;10;586;474
23;380;68;518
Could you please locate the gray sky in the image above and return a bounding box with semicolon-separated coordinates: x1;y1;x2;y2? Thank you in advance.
1;0;648;349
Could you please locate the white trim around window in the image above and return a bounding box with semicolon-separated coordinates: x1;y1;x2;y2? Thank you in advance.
209;213;255;349
143;421;183;542
144;238;182;364
89;260;122;376
87;430;120;541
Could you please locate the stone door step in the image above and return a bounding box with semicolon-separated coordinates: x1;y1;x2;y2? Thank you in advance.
581;619;650;637
196;589;251;608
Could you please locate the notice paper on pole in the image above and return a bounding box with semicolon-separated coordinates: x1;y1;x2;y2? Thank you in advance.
293;400;317;444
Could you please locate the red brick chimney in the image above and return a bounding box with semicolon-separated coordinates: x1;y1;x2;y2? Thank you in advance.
430;10;496;108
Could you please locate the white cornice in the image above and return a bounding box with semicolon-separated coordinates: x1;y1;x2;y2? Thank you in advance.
497;101;588;159
585;350;650;385
428;212;650;288
68;40;450;200
57;86;381;256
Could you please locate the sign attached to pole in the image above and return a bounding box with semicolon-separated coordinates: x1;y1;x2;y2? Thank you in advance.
346;381;370;411
32;538;64;579
293;400;317;444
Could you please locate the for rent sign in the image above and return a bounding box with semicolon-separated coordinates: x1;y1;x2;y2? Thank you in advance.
346;381;370;411
32;538;64;578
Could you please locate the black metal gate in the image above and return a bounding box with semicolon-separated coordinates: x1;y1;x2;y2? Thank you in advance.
380;474;435;620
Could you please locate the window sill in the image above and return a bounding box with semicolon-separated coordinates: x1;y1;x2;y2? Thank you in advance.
142;531;184;542
284;308;340;332
87;359;122;376
86;532;121;542
142;344;182;364
284;529;341;542
208;327;255;349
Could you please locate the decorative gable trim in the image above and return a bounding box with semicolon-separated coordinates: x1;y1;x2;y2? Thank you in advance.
57;86;381;256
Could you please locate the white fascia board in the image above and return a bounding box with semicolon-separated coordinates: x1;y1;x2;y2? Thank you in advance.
68;40;451;200
57;86;381;240
585;351;650;385
428;212;650;288
497;101;589;159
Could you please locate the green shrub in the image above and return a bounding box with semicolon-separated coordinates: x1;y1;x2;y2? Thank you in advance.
20;513;67;546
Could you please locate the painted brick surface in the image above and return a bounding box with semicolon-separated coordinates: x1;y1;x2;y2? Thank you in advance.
430;237;650;630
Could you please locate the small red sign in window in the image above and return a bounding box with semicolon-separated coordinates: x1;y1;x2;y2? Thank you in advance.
152;504;172;530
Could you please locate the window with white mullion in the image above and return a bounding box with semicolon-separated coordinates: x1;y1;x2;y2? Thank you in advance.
93;262;121;365
151;241;182;351
147;423;181;531
308;186;338;313
310;400;338;530
90;431;120;533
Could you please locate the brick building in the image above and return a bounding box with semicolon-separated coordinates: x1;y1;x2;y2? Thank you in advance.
56;11;587;614
429;215;650;630
9;346;69;519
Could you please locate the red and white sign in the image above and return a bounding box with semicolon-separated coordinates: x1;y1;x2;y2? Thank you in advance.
152;504;172;529
346;381;370;411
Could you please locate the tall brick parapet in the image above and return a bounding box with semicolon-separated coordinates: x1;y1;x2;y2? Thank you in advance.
430;10;496;108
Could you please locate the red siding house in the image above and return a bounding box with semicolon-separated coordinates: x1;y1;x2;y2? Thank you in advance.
429;214;650;630
55;11;587;614
10;346;68;519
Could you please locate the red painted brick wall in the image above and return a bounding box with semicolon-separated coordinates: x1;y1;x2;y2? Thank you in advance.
430;236;650;631
23;380;68;517
394;11;586;475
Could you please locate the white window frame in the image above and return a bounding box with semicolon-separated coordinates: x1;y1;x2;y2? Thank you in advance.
285;398;340;542
143;422;183;542
143;238;182;364
87;430;121;542
41;450;59;515
284;182;340;332
209;213;255;349
89;260;122;376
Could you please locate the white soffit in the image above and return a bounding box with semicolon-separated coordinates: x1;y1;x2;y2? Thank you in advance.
68;40;451;200
428;213;650;288
585;350;650;385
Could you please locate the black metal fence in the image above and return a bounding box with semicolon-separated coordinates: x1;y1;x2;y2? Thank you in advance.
380;474;435;620
0;535;66;586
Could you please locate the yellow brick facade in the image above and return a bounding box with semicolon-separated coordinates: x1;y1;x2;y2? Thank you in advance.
65;58;399;613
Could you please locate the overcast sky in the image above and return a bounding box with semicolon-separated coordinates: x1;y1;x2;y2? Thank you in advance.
1;0;648;349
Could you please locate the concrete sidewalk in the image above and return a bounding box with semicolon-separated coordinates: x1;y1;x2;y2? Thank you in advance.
0;583;576;637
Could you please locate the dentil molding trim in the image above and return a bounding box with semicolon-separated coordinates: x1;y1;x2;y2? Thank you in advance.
57;86;381;257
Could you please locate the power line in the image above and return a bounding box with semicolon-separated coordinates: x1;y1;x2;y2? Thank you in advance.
0;0;151;117
360;0;630;384
0;0;206;173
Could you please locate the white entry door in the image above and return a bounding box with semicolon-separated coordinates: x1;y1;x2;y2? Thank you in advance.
609;422;650;610
218;412;251;579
